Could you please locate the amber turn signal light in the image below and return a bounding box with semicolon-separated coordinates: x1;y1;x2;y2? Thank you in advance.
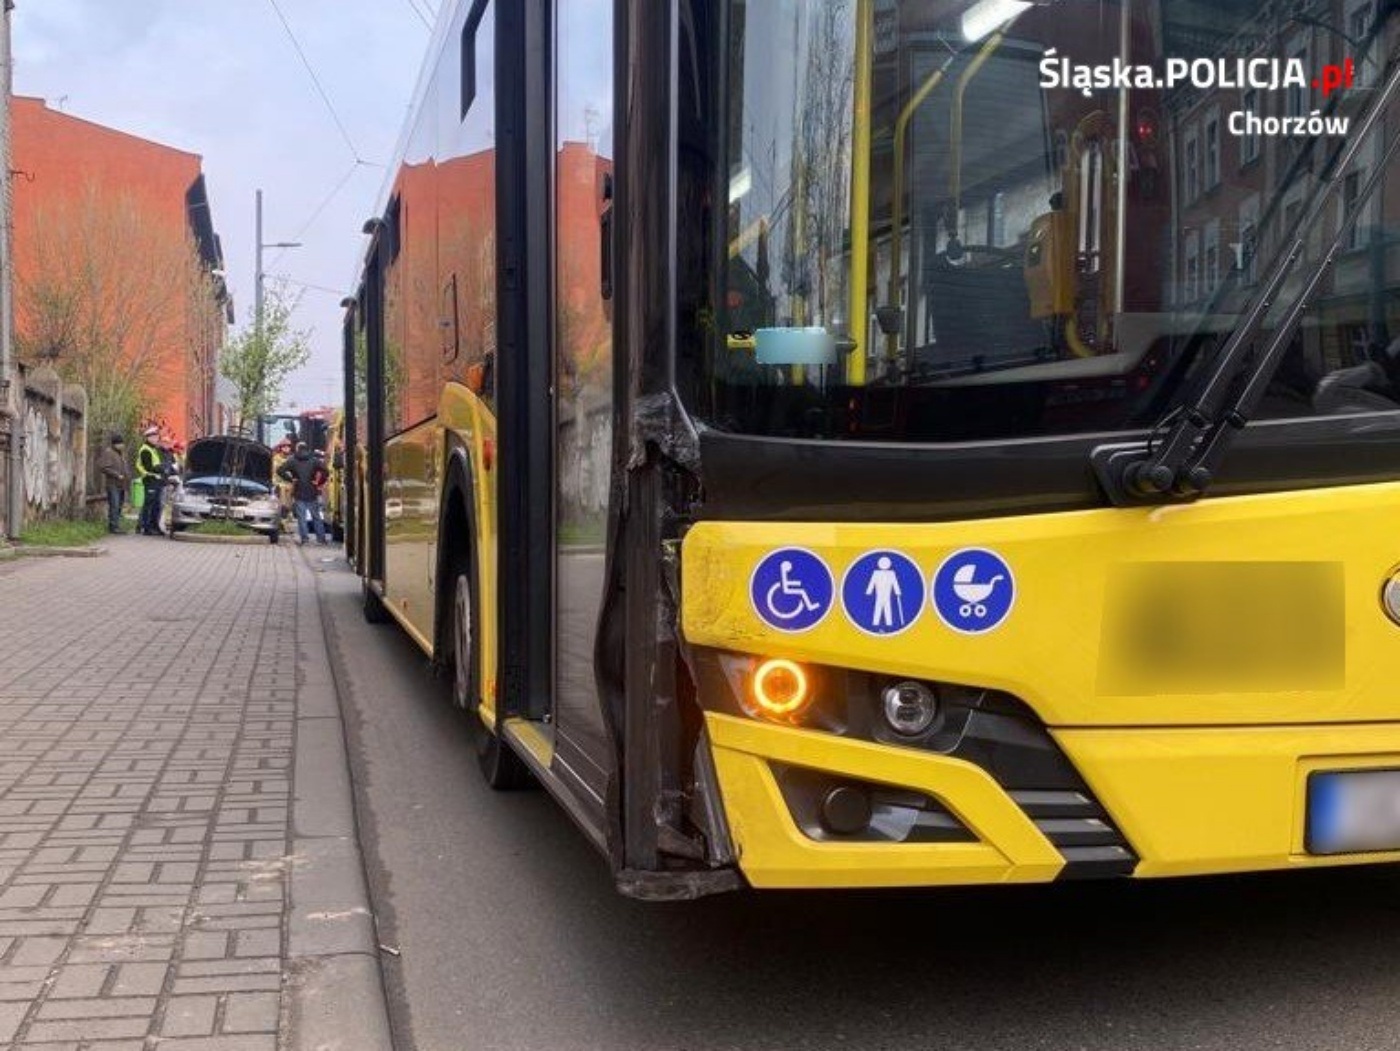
750;659;812;718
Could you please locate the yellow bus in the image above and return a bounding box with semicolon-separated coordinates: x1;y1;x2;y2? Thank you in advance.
344;0;1400;897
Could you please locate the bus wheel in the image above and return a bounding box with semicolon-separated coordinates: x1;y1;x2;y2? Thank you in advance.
449;552;532;790
450;569;475;710
362;580;391;624
477;729;533;791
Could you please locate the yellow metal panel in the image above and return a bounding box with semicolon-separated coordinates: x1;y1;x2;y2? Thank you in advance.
504;718;556;768
1056;723;1400;877
383;418;441;644
706;713;1062;888
378;592;435;656
681;483;1400;727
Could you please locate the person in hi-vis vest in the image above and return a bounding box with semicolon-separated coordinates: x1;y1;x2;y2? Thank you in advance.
135;426;167;536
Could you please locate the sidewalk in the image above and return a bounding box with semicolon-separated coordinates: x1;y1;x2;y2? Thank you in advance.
0;537;391;1050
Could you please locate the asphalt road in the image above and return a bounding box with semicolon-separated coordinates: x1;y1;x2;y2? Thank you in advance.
314;557;1400;1051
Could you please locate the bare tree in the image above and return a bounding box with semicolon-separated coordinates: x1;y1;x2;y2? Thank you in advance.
16;185;221;442
782;0;855;327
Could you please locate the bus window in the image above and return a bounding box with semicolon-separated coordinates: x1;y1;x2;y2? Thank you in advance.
439;0;497;406
702;0;1400;442
552;0;616;800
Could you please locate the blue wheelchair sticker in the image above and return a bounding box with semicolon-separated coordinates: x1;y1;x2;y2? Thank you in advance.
841;550;925;636
931;549;1015;634
750;548;834;633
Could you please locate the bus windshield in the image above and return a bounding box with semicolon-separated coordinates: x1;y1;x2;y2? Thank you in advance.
702;0;1400;443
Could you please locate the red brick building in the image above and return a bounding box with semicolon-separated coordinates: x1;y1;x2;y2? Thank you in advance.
11;97;230;443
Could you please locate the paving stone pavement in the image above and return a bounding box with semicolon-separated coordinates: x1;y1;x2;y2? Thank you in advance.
0;537;390;1050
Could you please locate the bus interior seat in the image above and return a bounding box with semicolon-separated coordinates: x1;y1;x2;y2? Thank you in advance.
912;247;1048;375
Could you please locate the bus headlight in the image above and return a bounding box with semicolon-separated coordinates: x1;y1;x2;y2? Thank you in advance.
881;681;939;736
750;659;812;719
1383;572;1400;627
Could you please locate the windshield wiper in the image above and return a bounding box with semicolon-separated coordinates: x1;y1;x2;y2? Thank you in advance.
1096;48;1400;506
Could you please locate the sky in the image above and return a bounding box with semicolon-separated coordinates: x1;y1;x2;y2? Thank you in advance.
13;0;435;411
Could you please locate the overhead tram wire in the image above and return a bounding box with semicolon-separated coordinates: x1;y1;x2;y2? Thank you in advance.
268;161;367;271
266;0;366;164
272;276;351;298
403;0;433;30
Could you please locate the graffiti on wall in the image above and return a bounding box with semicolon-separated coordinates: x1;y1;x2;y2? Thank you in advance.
19;366;87;520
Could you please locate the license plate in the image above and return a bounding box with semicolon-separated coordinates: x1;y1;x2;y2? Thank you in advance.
1307;769;1400;855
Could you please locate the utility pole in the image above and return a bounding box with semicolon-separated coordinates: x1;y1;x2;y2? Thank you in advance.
0;0;19;540
252;188;299;434
255;188;263;345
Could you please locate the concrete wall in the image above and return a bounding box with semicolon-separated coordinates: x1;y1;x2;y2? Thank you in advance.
556;389;611;540
0;362;14;536
16;363;86;522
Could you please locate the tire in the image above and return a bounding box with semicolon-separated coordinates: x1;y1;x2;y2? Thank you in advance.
362;580;391;624
446;548;532;790
477;728;535;791
448;562;475;711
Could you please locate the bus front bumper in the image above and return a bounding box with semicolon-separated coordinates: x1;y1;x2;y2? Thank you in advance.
705;713;1400;889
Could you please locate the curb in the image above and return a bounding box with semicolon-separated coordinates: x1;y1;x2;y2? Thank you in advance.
6;543;107;558
171;531;270;546
285;544;395;1051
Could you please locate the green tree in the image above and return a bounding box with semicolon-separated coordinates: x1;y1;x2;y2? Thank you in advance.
219;283;311;432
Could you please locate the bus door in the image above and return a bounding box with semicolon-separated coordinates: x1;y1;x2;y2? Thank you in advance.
549;0;617;806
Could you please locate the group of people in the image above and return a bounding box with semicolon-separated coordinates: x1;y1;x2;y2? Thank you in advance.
94;425;181;537
95;427;332;544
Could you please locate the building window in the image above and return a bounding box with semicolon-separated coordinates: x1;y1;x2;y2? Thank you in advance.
1238;194;1260;287
1287;41;1310;119
1184;130;1199;204
1204;220;1221;295
1204;110;1220;189
1183;230;1201;304
1240;89;1261;165
1348;323;1372;364
460;0;490;119
1343;169;1369;251
1350;1;1376;88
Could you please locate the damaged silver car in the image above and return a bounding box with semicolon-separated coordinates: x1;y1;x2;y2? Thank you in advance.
171;436;282;543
